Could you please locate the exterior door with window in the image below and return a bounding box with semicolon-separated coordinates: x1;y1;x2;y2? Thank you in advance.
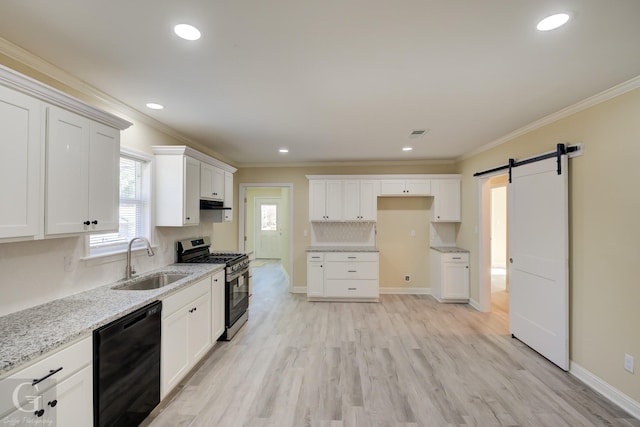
255;198;282;259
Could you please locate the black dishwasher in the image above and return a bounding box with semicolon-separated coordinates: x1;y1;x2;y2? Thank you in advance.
93;300;161;427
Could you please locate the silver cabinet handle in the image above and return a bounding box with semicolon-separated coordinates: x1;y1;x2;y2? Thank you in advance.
348;287;357;290
348;270;357;273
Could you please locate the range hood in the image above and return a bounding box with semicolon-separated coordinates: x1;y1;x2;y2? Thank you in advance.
200;200;231;210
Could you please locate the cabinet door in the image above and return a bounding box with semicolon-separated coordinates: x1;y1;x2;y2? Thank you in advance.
442;262;469;300
379;180;405;195
309;180;327;221
50;365;93;427
342;180;360;220
188;292;212;362
307;261;324;297
325;180;342;220
88;122;119;232
184;156;200;225
161;307;189;398
405;179;431;195
433;179;461;221
223;171;233;221
211;167;225;201
359;180;378;221
46;106;90;235
211;271;226;340
0;86;42;240
200;162;214;200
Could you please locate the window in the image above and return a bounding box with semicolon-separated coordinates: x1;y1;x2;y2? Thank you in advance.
88;152;151;256
260;204;277;231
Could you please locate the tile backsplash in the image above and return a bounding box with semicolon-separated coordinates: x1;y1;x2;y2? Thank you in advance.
310;222;376;246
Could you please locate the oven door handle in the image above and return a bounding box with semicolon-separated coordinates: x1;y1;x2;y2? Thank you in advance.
227;268;249;282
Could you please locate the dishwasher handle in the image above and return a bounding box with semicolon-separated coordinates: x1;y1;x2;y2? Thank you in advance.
94;300;162;345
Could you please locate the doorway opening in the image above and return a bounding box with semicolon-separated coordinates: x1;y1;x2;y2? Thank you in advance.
478;173;509;316
239;184;293;291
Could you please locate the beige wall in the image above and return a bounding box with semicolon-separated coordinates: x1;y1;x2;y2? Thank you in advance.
456;88;640;403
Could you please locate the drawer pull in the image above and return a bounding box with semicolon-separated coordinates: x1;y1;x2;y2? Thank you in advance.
32;367;63;386
348;287;357;290
34;409;45;417
348;270;357;273
347;256;357;259
452;257;462;260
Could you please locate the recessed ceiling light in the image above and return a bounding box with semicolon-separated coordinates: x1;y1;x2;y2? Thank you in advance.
279;148;289;153
174;24;201;41
536;13;570;31
402;147;413;152
146;103;164;110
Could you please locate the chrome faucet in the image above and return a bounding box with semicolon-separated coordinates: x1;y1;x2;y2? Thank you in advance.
126;237;155;279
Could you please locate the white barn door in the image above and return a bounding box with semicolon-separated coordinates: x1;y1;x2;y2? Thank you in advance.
508;155;569;370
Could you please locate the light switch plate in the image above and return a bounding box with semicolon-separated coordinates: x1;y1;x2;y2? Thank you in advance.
624;353;634;373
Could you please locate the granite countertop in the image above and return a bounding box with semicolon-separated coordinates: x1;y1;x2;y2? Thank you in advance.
306;246;379;253
430;246;469;253
0;263;225;376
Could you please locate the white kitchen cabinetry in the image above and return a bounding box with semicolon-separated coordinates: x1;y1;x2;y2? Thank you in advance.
306;253;325;297
343;180;379;221
154;154;201;226
380;179;431;196
161;276;212;398
307;252;379;300
430;251;469;302
46;106;120;235
432;179;461;222
200;162;225;202
309;180;343;221
0;337;93;426
211;269;226;341
0;85;42;241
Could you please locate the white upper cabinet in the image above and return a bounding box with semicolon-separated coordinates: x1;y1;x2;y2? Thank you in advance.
153;146;237;225
432;179;461;222
343;180;379;221
309;180;342;221
200;162;224;202
0;85;42;240
46;106;120;235
155;154;200;226
380;179;431;196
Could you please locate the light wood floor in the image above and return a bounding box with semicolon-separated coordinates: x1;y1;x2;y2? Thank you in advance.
142;263;638;427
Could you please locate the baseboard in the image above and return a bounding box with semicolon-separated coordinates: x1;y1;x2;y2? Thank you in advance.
291;286;307;294
468;298;481;311
570;361;640;420
379;287;431;295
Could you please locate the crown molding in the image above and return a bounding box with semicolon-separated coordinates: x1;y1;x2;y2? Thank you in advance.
151;145;237;173
459;75;640;161
236;158;456;168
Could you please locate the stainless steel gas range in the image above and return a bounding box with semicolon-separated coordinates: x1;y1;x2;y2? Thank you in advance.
176;236;250;340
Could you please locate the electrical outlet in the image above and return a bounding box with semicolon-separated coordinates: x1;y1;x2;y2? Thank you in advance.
404;275;411;282
624;354;634;373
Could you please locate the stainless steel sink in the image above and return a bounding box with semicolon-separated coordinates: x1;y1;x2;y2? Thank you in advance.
114;273;190;291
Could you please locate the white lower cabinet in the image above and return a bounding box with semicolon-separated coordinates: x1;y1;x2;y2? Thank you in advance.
306;253;324;298
430;251;469;302
161;277;212;398
307;252;379;300
211;270;226;341
0;337;93;427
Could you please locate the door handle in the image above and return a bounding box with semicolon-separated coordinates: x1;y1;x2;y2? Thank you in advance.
509;258;513;263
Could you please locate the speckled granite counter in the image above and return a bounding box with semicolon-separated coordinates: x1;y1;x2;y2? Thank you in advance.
306;246;379;252
0;263;225;376
430;246;469;253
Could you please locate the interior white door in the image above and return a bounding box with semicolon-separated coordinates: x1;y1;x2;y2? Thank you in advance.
255;198;282;259
508;155;569;370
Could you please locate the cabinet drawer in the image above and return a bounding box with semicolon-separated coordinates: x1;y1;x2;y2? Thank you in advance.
307;253;324;262
1;337;92;417
324;252;378;262
162;276;211;318
324;280;379;298
441;253;469;263
324;262;378;280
